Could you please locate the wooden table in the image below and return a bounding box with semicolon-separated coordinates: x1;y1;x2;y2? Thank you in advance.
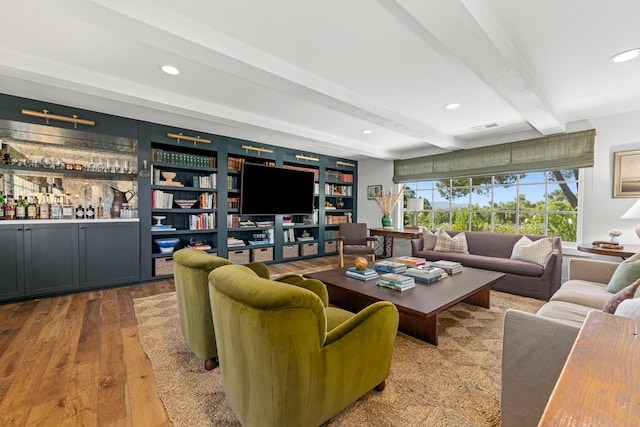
539;310;640;426
577;243;640;259
306;265;504;345
368;228;423;257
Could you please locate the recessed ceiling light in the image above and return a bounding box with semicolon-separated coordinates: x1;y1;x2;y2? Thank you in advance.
361;129;373;134
609;48;640;63
444;103;460;110
161;65;180;75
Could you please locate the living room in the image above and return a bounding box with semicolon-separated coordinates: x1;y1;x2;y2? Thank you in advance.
2;1;640;426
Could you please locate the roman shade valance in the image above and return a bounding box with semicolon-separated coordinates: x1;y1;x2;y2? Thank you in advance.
393;129;596;183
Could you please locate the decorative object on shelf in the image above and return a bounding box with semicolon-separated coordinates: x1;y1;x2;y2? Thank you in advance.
153;216;166;226
374;188;404;228
175;199;197;209
159;171;183;187
139;160;151;178
613;149;640;197
110;187;135;218
155;238;180;254
367;185;382;200
21;108;95;128
354;257;368;270
621;199;640;239
335;198;345;209
608;228;622;243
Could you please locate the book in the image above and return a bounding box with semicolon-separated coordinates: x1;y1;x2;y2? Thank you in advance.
374;261;407;274
395;256;427;267
347;267;378;276
405;267;447;283
378;273;415;286
427;260;463;275
346;270;379;281
377;279;415;291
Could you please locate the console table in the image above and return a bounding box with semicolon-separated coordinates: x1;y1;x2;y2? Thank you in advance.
538;310;640;426
577;243;640;259
368;228;422;257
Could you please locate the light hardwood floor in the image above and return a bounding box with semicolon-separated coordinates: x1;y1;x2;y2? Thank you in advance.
0;255;343;426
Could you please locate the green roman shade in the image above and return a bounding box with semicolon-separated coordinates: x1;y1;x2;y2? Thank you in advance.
393;129;596;182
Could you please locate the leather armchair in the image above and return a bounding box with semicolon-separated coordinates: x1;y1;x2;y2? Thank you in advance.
337;222;377;267
173;248;304;370
208;264;399;427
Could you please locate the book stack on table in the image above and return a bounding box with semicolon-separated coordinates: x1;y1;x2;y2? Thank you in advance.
404;266;447;283
395;256;427;267
427;260;463;275
377;273;415;291
346;267;379;281
373;260;407;274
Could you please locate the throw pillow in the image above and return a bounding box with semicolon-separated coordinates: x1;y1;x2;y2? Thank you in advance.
433;231;469;253
422;229;437;251
510;236;552;266
603;279;640;313
607;251;640;293
614;295;640;320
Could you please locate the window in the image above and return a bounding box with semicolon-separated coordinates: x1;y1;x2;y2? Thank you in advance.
403;169;579;242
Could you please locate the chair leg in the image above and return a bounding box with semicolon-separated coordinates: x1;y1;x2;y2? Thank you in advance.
204;357;218;370
374;380;386;391
338;243;344;268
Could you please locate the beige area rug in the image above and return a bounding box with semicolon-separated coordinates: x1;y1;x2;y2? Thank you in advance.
133;291;544;427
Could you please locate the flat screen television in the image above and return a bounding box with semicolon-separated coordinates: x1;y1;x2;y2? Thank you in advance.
240;163;315;215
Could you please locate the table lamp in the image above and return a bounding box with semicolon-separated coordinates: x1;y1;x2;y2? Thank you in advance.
407;198;424;226
621;199;640;239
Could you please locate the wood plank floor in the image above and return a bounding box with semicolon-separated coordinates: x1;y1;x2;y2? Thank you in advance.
0;255;342;426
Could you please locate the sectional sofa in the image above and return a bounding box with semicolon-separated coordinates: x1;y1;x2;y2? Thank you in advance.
411;230;562;300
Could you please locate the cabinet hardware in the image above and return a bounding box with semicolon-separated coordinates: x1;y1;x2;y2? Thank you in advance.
21;109;95;128
296;154;319;162
241;145;273;155
167;132;211;145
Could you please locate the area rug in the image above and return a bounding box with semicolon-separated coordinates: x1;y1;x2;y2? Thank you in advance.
133;291;544;426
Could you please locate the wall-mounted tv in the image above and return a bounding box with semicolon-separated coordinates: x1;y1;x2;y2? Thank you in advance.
240;163;315;215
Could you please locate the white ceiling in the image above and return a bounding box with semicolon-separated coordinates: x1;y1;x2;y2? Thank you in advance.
1;0;639;160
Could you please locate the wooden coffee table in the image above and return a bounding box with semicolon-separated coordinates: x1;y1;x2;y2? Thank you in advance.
306;266;505;345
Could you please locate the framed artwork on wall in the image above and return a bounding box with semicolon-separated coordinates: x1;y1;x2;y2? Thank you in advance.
613;149;640;197
367;185;382;200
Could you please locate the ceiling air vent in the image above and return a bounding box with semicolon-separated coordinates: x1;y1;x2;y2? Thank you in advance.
471;123;499;131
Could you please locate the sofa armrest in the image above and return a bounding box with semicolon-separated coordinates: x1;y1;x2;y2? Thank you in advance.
568;258;619;283
501;309;581;427
410;238;424;256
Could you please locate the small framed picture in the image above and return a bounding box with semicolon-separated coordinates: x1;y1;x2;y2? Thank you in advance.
367;185;382;200
613;149;640;197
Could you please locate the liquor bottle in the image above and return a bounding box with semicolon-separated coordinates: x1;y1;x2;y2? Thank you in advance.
51;196;62;219
85;205;95;219
62;198;74;219
75;205;85;219
40;195;50;219
4;196;15;220
96;197;104;219
27;197;37;219
0;192;4;219
15;196;26;219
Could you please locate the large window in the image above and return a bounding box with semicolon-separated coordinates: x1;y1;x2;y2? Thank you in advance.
402;169;579;242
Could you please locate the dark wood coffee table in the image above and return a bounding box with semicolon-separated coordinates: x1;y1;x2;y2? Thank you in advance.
305;266;505;345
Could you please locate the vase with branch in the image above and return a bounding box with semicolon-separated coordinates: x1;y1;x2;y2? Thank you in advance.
374;188;404;228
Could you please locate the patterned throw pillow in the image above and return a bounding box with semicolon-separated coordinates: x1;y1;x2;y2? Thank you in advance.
603;279;640;313
607;252;640;293
433;231;469;253
422;229;438;250
510;236;552;266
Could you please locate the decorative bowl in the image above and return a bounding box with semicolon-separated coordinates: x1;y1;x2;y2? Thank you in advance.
155;238;180;253
161;171;177;181
175;199;197;209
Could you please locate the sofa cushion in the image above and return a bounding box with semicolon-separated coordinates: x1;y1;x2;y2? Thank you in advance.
434;231;469;253
536;301;596;329
510;236;552;266
607;252;640;293
615;296;640;320
550;280;611;309
603;279;640;313
422;229;438;251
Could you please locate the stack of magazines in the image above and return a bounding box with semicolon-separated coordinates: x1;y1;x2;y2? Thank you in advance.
377;273;415;291
373;260;407;274
404;266;447;283
346;267;379;281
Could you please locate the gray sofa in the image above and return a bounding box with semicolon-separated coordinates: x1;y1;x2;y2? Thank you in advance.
411;231;562;300
501;257;619;427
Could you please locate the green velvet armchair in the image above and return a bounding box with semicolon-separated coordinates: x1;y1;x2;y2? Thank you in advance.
172;248;305;370
208;264;399;427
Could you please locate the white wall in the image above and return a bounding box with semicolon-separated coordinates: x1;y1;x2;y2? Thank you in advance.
357;109;640;248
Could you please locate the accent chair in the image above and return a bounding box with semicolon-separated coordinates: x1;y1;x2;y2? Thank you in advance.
337;222;377;267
